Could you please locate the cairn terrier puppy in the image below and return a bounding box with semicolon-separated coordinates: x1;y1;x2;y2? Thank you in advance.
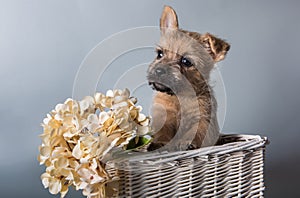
147;6;230;151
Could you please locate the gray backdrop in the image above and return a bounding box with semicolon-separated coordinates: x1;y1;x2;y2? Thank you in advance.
1;0;299;197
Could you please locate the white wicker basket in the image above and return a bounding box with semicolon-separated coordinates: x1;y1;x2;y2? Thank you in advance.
106;134;268;198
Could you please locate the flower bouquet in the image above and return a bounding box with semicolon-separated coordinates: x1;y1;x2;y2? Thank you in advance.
38;89;152;198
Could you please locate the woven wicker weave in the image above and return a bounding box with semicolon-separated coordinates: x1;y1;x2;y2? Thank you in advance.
106;134;268;198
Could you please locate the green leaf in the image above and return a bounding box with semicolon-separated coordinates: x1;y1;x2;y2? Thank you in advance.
125;135;152;150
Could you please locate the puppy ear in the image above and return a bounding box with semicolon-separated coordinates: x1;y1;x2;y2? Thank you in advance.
200;33;230;62
160;6;179;33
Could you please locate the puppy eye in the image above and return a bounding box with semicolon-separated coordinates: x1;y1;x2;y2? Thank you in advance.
156;50;163;59
180;57;193;67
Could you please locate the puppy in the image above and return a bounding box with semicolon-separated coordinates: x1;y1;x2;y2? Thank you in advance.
147;6;230;151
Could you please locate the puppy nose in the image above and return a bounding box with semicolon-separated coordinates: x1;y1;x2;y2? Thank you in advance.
155;68;166;76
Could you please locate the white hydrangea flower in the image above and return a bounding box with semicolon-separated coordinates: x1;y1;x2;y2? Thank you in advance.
38;89;152;198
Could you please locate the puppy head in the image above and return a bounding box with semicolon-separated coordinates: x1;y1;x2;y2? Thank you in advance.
147;6;230;95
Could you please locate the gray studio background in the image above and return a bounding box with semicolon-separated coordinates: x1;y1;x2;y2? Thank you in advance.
1;0;299;197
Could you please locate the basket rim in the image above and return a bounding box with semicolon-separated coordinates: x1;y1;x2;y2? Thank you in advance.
109;134;268;165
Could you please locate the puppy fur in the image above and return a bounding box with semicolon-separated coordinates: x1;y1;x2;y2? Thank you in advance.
147;6;230;151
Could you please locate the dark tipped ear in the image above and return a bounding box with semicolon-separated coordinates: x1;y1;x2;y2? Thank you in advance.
200;33;230;62
160;6;179;33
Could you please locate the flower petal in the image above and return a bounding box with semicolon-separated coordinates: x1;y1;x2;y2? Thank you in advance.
54;157;68;169
106;90;114;97
40;146;51;158
72;141;83;159
99;112;110;125
87;114;98;124
48;178;61;195
41;172;50;188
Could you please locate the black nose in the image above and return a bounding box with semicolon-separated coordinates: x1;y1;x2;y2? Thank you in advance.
155;68;166;76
